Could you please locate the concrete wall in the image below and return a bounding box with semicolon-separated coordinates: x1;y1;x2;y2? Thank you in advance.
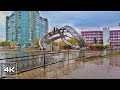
53;46;60;51
46;44;51;51
45;44;60;51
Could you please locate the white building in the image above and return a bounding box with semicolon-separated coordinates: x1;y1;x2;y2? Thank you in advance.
103;28;110;45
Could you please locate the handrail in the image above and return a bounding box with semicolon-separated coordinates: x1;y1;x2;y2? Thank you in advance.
0;51;67;60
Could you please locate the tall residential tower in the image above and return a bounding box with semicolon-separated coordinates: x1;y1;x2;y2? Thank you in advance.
6;11;48;46
40;17;48;39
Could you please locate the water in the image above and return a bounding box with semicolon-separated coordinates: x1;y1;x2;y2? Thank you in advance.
60;56;120;79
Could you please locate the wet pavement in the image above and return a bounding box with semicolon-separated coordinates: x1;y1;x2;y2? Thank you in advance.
60;56;120;79
1;50;120;79
10;55;120;79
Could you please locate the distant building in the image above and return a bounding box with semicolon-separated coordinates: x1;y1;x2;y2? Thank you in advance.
103;28;110;45
81;29;120;46
81;31;103;44
40;17;48;39
110;30;120;46
6;11;48;46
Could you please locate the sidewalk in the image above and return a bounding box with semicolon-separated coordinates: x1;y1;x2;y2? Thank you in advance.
5;60;81;79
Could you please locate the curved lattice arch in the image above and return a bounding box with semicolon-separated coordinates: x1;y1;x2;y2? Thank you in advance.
40;25;85;49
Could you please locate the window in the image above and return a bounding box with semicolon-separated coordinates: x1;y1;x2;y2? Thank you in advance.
82;33;84;35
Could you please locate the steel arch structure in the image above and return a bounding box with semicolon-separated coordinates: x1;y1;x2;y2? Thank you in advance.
40;25;85;49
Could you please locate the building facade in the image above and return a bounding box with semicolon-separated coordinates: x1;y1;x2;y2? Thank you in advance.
40;17;48;39
81;29;120;46
110;30;120;46
6;11;48;46
81;31;103;44
103;28;110;45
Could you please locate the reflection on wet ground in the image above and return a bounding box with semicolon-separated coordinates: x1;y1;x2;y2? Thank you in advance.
15;60;81;79
1;50;120;79
13;55;120;79
61;56;120;79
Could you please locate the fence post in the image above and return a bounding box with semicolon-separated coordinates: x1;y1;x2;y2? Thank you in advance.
68;51;69;70
43;54;45;71
43;54;46;79
68;51;69;65
1;63;3;79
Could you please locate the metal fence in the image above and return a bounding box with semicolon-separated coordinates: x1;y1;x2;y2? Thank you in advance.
0;52;69;74
0;48;120;78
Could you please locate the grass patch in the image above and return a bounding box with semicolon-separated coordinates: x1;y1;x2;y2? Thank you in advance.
103;53;120;58
80;56;103;62
80;53;120;62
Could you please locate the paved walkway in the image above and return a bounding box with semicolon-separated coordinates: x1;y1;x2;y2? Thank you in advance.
5;60;81;79
60;57;120;79
4;56;120;79
14;56;120;79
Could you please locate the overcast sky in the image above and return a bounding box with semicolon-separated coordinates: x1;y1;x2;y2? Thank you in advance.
0;11;120;41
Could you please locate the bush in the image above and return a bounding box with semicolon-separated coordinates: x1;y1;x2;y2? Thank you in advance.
63;45;72;49
88;44;106;50
0;41;10;48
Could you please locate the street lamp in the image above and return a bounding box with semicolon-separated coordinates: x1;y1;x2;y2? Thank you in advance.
32;41;34;53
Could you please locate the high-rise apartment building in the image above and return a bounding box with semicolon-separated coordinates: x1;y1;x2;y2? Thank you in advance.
6;11;48;46
40;17;48;39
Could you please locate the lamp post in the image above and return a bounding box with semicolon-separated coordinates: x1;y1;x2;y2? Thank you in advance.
32;41;34;53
